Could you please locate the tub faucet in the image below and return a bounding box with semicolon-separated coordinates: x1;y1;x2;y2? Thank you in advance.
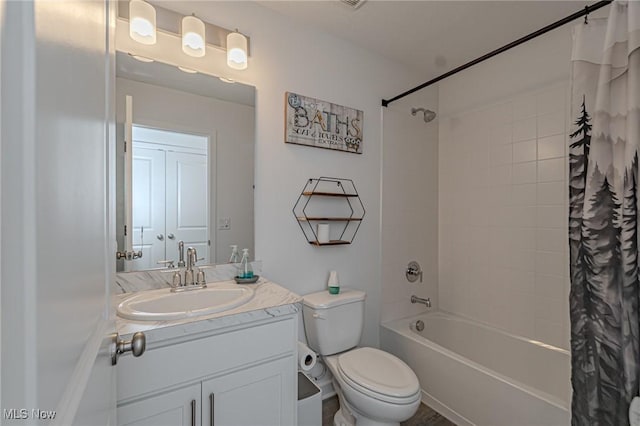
411;295;431;308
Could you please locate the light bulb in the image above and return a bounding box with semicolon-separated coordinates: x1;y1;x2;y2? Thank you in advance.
129;0;156;45
182;15;205;58
227;31;248;70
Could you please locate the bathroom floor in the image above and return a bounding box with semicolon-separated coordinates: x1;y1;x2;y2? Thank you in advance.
321;396;455;426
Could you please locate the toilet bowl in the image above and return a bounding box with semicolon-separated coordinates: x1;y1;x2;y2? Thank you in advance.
324;348;421;426
302;289;421;426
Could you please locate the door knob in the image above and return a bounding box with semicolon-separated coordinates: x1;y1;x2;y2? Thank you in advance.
111;331;146;365
167;233;175;240
157;234;164;241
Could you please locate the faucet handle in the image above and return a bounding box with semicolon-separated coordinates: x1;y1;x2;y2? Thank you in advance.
171;271;183;289
157;260;175;269
196;269;206;286
406;261;423;283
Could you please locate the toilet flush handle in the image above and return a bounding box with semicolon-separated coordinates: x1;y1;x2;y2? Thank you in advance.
313;313;326;320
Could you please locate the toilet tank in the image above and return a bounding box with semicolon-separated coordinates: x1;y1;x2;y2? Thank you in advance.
302;289;366;356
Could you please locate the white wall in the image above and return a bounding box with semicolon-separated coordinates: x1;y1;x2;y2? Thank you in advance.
438;26;573;349
115;78;255;265
381;89;439;323
152;1;422;347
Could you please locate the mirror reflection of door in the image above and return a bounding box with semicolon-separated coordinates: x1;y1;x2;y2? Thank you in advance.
130;126;209;271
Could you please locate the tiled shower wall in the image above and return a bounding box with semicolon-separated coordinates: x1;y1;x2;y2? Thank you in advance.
381;91;439;323
438;84;570;349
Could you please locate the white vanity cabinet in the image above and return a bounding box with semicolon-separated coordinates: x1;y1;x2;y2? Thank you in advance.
117;384;201;426
202;357;293;426
116;315;297;426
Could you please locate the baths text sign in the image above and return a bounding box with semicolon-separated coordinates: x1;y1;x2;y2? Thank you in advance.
285;92;363;154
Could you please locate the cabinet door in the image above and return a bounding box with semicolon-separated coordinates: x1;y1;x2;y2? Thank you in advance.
118;383;201;426
202;357;296;426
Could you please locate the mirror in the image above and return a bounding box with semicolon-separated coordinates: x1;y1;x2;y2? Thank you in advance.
115;51;255;272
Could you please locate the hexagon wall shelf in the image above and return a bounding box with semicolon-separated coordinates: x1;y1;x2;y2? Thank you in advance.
293;177;365;246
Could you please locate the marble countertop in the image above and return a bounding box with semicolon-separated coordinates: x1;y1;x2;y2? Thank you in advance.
115;277;302;343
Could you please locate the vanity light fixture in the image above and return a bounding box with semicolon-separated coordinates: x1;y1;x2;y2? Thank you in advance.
129;0;156;45
226;30;248;70
182;15;206;58
121;3;250;71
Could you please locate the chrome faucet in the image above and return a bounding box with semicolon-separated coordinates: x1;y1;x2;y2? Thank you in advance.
171;246;206;292
185;247;197;285
177;240;186;267
411;295;431;308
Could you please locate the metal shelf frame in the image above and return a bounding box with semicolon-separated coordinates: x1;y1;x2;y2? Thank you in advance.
292;177;366;246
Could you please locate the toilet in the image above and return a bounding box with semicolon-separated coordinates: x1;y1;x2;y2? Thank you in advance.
302;289;421;426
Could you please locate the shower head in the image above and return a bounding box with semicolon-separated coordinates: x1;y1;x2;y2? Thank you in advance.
411;107;437;123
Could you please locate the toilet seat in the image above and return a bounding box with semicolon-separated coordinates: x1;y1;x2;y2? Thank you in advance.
336;347;420;404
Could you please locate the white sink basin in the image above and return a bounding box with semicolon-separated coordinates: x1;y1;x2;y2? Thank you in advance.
117;282;255;321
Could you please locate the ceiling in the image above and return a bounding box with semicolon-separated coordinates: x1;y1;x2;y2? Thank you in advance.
259;0;600;78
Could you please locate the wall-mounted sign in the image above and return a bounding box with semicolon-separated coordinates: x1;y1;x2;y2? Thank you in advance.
285;92;363;154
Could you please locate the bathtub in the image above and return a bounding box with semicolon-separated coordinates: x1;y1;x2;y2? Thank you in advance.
380;312;570;426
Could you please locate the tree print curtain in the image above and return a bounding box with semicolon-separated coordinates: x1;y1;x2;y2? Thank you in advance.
570;1;640;424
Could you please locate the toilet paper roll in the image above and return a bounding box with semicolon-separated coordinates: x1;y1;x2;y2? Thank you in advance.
317;223;330;243
297;341;317;372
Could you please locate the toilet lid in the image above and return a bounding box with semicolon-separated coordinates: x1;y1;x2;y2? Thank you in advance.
337;347;419;399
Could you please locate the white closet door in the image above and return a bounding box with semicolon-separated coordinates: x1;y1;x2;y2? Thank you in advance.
132;146;166;270
166;151;209;263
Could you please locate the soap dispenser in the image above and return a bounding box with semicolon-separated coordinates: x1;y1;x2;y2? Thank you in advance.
328;270;340;294
238;248;253;279
229;245;239;263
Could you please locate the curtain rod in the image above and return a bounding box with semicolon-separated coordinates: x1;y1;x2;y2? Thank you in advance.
381;0;613;107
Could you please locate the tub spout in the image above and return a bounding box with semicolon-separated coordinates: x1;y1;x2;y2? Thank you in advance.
411;295;431;308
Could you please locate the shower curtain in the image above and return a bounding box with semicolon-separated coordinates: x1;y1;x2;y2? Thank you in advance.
569;1;640;424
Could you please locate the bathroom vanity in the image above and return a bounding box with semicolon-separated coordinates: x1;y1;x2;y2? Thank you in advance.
114;278;301;426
